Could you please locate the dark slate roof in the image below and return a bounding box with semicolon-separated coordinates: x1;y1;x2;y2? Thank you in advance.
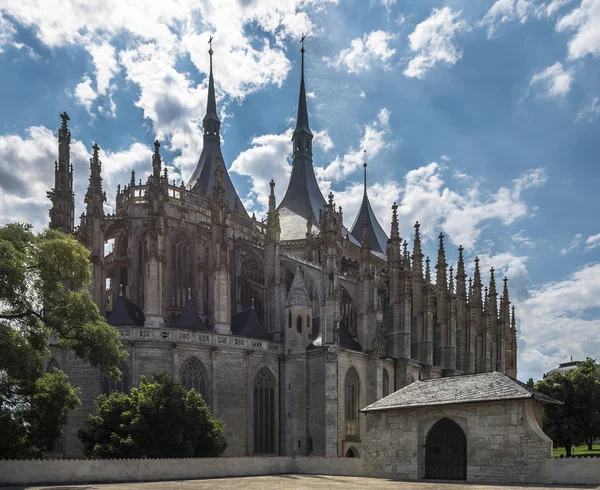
189;146;248;217
339;323;362;351
231;307;272;341
277;158;326;240
107;295;145;327
350;193;389;255
361;371;561;413
544;361;581;378
175;298;207;332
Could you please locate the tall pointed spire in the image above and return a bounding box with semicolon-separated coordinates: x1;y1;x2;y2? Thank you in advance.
48;112;75;234
152;140;161;180
84;143;106;218
277;36;328;240
205;36;218;125
403;240;411;272
436;232;447;289
295;34;311;137
456;245;467;299
363;150;367;196
448;266;455;294
425;256;431;284
189;38;248;217
472;256;483;308
489;267;498;318
266;179;280;243
412;221;424;278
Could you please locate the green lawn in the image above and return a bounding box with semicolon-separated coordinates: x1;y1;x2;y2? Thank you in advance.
552;444;600;457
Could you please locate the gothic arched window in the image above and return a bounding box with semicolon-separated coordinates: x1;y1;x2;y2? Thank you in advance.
180;357;208;403
240;254;264;319
103;363;130;394
341;288;356;335
254;367;275;454
296;315;302;333
137;238;145;308
170;232;193;309
383;369;390;398
344;368;359;438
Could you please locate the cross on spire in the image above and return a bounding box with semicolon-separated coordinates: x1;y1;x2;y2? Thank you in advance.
300;33;306;52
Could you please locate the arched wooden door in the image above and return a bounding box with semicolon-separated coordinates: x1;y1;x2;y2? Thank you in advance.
425;418;467;480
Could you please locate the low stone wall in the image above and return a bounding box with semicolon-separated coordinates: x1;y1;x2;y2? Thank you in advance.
0;457;365;487
542;457;600;485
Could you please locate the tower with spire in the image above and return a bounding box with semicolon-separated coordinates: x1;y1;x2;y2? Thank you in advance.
48;112;75;234
189;40;248;217
277;38;328;240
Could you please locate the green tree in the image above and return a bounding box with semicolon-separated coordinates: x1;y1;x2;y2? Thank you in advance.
0;223;126;458
526;378;535;388
535;358;600;456
78;373;227;458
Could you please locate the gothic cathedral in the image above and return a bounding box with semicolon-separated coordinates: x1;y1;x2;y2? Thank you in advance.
46;44;517;458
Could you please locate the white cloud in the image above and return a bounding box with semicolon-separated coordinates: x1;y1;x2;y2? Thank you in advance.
88;41;119;96
74;75;98;112
313;129;334;152
528;62;573;97
0;12;16;52
359;90;366;98
315;108;391;182
229;130;293;216
3;0;338;182
326;30;396;74
394;164;546;250
518;262;600;380
585;233;600;251
474;252;530;301
381;0;396;13
480;0;535;37
576;96;600;121
404;7;468;79
556;0;600;60
560;232;583;255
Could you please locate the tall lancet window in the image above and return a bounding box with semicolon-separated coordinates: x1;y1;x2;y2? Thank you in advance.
344;368;359;439
382;369;390;398
137;238;145;308
340;288;356;335
253;367;276;454
180;357;209;403
170;233;192;308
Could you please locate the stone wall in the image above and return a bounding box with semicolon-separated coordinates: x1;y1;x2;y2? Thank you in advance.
542;457;600;485
0;457;364;487
52;338;281;458
362;398;552;483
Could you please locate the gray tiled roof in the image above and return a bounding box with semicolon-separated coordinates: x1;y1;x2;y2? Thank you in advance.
361;371;561;413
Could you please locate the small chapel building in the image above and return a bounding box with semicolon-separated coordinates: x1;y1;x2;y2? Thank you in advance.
361;371;560;482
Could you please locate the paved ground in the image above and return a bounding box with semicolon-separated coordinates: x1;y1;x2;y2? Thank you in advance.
7;475;598;490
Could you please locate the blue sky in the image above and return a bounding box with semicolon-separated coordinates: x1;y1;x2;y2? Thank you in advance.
1;0;599;382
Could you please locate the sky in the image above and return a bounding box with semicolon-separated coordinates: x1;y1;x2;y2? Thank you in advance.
0;0;599;382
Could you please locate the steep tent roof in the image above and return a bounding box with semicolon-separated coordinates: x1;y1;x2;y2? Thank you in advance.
361;371;561;413
350;160;389;255
231;307;272;341
350;193;388;255
175;297;207;332
339;324;362;351
107;294;145;327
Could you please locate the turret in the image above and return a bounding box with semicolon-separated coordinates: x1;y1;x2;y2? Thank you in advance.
285;266;312;352
47;112;75;234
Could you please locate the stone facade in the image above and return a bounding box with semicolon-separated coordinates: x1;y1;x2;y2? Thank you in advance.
362;399;552;482
47;44;518;458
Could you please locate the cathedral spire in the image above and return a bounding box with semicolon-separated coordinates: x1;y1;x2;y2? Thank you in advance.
188;39;248;216
412;221;424;279
48;112;75;234
456;245;467;299
425;256;431;284
295;34;311;137
436;232;447;289
152;140;162;180
350;150;388;253
403;239;411;272
84;142;106;218
205;36;218;127
266;179;281;243
448;266;455;294
277;37;328;240
472;257;483;308
489;267;498;318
